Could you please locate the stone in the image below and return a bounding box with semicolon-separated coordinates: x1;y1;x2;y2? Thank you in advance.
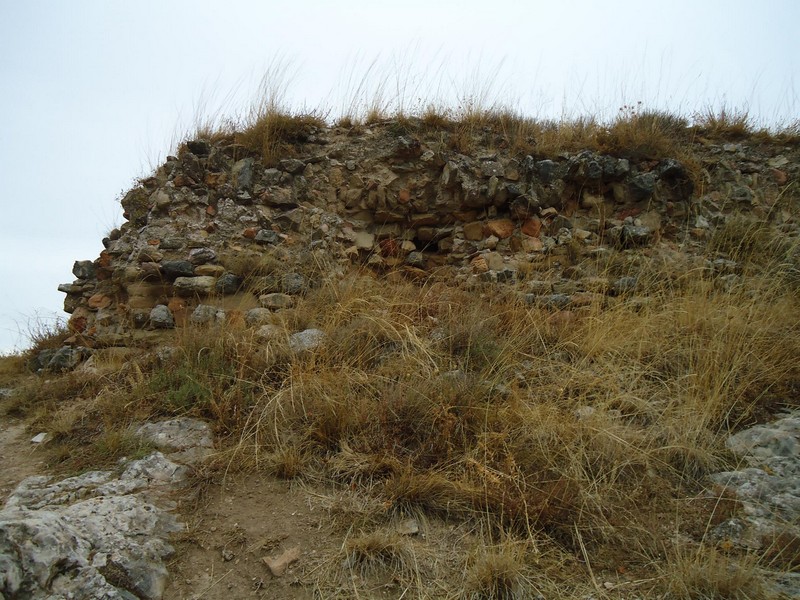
215;273;242;295
409;213;438;227
282;272;309;295
58;282;86;294
173;276;216;296
149;305;175;329
768;155;790;169
263;546;300;577
140;262;162;280
260;293;294;310
730;185;754;204
509;195;539;220
463;221;485;241
726;416;800;461
619;224;653;248
484;252;504;271
41;346;91;373
657;158;687;180
232;157;254;190
551;215;573;231
245;308;273;326
520;236;544;252
709;412;800;571
707;258;741;276
188;247;217;265
628;172;656;201
87;293;112;310
136;418;214;464
194;264;225;277
485;219;514;239
480;234;500;250
136;248;164;263
481;160;504;178
289;328;325;353
30;349;53;372
471;255;488;274
535;159;556;183
396;518;420;536
406;252;426;268
520;217;542;237
254;229;281;245
394;135;421;160
279;158;306;174
255;324;282;341
189;304;223;325
150;189;172;211
0;454;186;599
161;260;195;279
770;169;788;185
354;231;375;250
601;155;629;179
540;207;558;218
72;260;96;280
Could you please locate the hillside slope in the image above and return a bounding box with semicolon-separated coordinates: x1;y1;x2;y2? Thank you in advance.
3;114;800;599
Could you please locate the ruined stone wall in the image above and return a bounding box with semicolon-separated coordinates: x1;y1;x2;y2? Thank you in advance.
58;121;796;348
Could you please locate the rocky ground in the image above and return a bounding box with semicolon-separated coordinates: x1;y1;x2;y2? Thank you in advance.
2;386;799;598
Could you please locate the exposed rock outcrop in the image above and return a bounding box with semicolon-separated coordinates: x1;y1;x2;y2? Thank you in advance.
0;418;212;599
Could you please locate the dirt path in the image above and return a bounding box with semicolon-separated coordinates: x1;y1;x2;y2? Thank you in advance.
0;417;46;502
163;472;480;600
164;474;343;600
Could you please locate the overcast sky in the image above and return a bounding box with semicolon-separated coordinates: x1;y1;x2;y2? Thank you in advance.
1;0;798;353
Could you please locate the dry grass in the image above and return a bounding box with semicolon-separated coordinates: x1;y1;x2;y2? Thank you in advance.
464;540;534;600
0;354;27;387
9;249;797;592
660;545;770;600
235;110;325;166
343;529;417;578
21;313;71;357
693;106;753;140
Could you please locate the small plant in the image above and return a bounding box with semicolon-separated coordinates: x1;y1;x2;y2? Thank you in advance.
343;529;416;578
693;105;752;140
266;442;308;479
660;545;769;600
598;102;688;159
464;541;532;600
22;312;70;357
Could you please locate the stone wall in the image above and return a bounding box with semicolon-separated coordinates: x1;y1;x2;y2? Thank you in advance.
58;120;797;347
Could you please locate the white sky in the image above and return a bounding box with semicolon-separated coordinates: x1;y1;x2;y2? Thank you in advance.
0;0;798;353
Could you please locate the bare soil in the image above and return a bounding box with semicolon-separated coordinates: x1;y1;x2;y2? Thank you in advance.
164;474;335;600
0;417;46;502
163;473;488;600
